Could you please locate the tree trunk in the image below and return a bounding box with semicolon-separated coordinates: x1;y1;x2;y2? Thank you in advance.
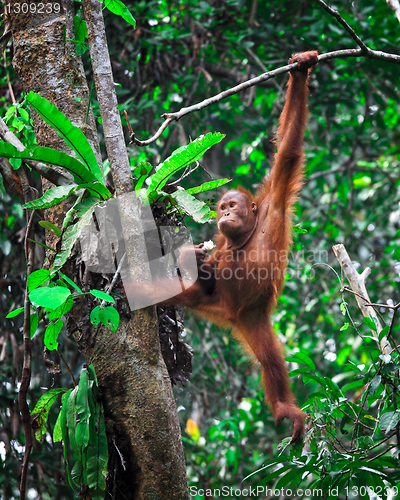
8;1;189;498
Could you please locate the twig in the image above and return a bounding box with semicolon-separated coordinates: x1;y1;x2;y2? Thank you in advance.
112;436;126;471
340;287;386;323
332;400;374;431
123;110;133;136
130;48;400;147
102;253;126;305
248;0;259;26
57;347;77;386
3;50;16;103
313;0;370;53
387;0;400;23
18;199;36;500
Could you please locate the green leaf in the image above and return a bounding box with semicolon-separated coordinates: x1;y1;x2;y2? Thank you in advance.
378;325;390;342
363;316;377;331
29;313;39;338
99;307;119;333
47;298;74;320
44;318;63;350
26;92;103;182
60;389;75;490
75;368;90;447
286;352;316;372
74;16;87;40
90;289;115;303
66;386;81;468
29;286;71;309
0;143;97;184
133;161;153;192
292;223;308;234
52;197;100;271
6;307;25;319
87;363;98;385
53;407;63;443
90;305;119;333
28;269;51;291
58;271;82;293
186;178;231;195
38;220;62;238
63;191;85;229
27;239;57;252
161;189;214;223
104;0;136;26
86;409;108;499
379;411;399;433
22;184;78;210
30;388;67;441
145;132;225;196
77;181;112;200
369;375;382;396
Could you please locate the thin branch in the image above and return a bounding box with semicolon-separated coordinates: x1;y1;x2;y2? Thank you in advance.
248;0;259;26
313;0;370;53
57;348;77;386
130;48;400;147
387;0;400;23
19;196;35;500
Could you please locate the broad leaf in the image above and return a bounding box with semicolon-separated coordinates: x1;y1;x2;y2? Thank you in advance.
47;298;74;321
90;289;115;303
90;305;119;333
59;389;75;490
6;307;24;319
52;197;100;271
29;286;71;309
104;0;136;26
23;184;78;210
27;268;51;296
29;313;39;338
134;161;153;192
58;271;82;293
31;388;67;441
145;132;225;196
38;220;62;238
26;92;103;182
44;318;63;350
186;178;231;195
76;369;90;447
77;181;112;200
160;189;215;223
0;143;97;184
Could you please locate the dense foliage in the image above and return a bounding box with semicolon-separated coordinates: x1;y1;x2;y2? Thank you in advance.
1;0;400;498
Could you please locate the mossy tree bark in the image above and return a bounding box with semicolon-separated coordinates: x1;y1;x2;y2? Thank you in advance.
8;1;188;498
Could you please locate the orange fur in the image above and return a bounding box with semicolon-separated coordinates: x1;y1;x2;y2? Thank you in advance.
135;51;318;441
